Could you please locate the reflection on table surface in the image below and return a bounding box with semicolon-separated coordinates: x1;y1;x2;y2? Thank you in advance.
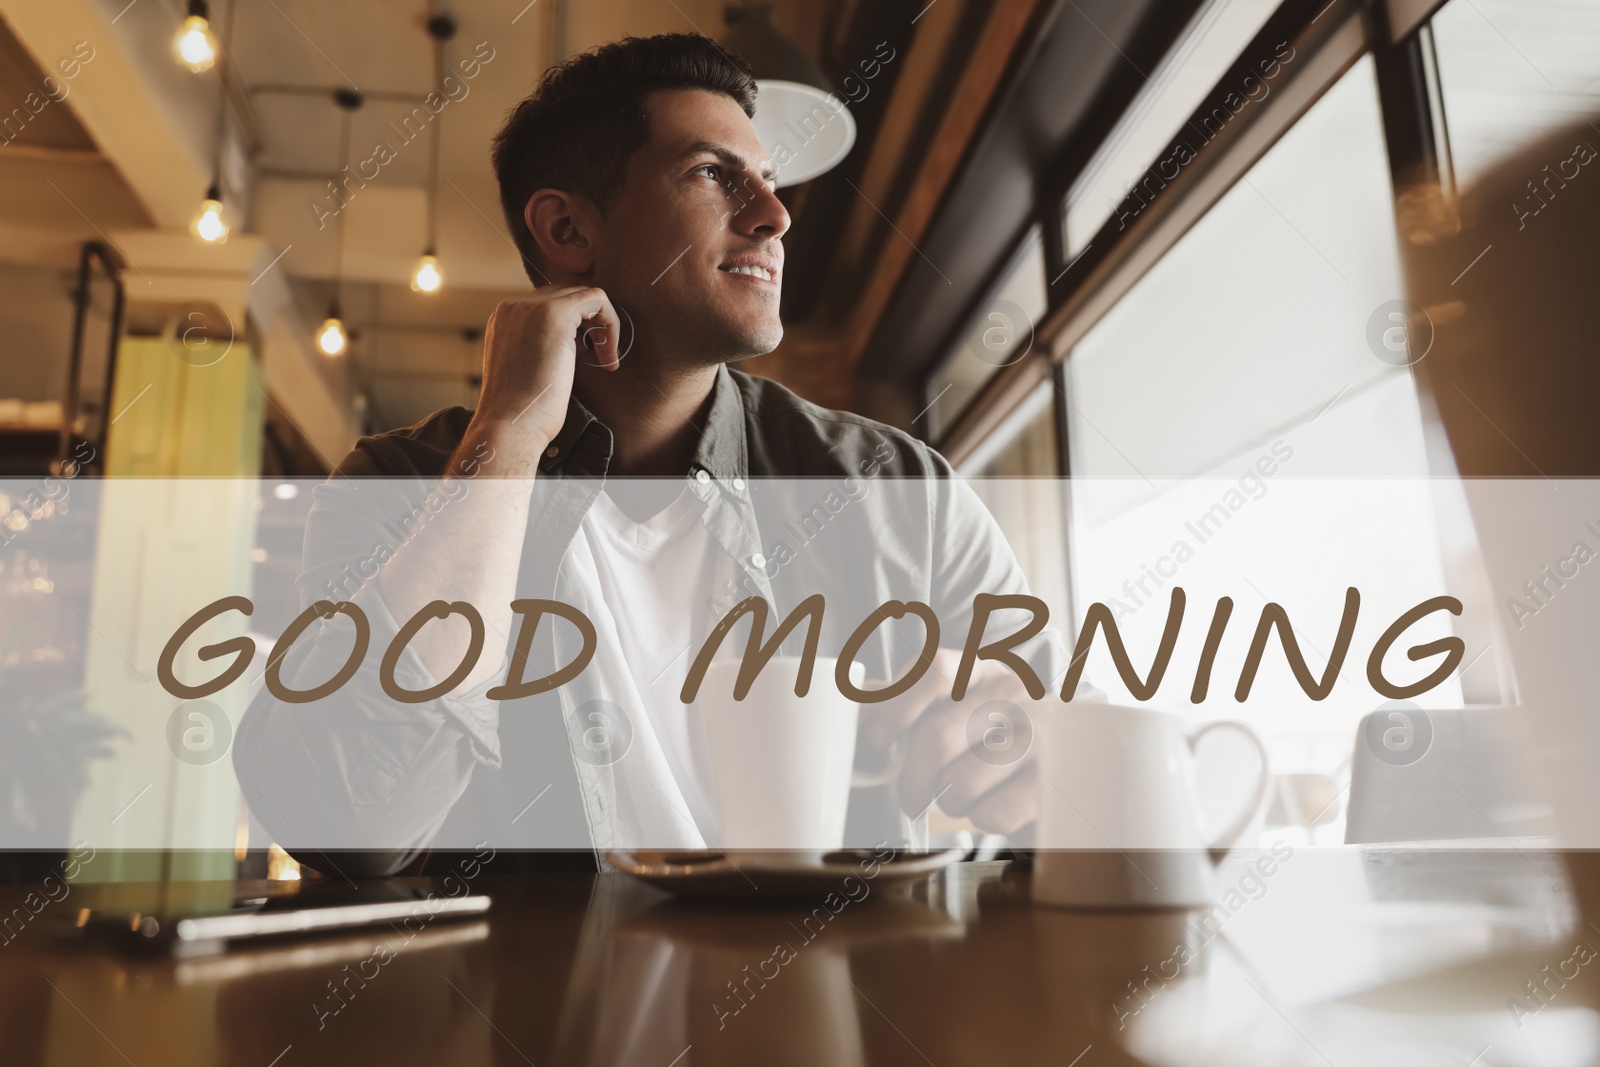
0;849;1595;1066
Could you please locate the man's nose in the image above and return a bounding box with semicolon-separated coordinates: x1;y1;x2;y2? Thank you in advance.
731;179;790;240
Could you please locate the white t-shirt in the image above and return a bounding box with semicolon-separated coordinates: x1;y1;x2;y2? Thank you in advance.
564;486;737;848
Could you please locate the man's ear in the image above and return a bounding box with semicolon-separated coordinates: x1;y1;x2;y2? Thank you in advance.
524;189;597;278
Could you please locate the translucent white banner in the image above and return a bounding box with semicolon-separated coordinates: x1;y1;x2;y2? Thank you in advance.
1;475;1591;857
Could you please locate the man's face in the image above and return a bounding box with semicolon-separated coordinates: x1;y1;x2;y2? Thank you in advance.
590;88;790;366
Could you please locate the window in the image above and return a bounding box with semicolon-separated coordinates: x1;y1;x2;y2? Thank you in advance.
1064;0;1282;255
958;381;1058;478
1066;55;1411;499
962;383;1073;637
1058;56;1464;840
923;229;1047;441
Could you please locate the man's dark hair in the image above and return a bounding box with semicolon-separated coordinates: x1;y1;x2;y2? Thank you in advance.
491;33;758;285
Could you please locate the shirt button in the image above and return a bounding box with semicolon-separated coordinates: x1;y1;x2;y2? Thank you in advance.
695;469;711;485
732;477;746;492
751;553;767;568
545;445;559;459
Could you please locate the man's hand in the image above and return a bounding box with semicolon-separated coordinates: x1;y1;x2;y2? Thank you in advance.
473;286;623;457
372;286;619;686
862;648;1039;837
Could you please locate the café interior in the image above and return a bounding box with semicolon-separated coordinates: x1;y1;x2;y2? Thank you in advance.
2;0;1600;1063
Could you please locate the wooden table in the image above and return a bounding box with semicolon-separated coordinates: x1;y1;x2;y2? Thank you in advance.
0;849;1595;1066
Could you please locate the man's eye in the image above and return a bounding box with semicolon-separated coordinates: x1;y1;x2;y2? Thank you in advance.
695;164;733;190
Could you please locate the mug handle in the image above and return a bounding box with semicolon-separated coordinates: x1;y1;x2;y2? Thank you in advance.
1187;720;1271;863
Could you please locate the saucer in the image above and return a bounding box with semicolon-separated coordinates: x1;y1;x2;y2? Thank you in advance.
605;847;965;901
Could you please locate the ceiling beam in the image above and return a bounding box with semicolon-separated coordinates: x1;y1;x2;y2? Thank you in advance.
840;0;1048;370
0;0;215;228
0;144;103;165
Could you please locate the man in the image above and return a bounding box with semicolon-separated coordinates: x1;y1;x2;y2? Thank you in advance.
235;33;1064;876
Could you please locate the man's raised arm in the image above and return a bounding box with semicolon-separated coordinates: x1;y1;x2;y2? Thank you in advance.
232;288;622;875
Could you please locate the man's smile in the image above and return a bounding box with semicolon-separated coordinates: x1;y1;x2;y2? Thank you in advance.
717;251;781;288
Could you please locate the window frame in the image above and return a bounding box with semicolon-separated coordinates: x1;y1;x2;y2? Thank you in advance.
918;223;1049;442
928;0;1452;474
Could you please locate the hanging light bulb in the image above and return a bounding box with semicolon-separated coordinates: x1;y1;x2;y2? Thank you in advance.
317;310;348;357
411;251;443;293
321;96;361;361
416;21;452;296
192;183;228;244
174;0;219;73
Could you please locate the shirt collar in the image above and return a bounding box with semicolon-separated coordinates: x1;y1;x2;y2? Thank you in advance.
536;363;748;481
689;363;748;482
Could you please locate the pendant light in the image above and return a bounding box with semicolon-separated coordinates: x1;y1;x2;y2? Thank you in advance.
320;89;363;358
720;3;856;187
411;253;441;293
412;14;455;294
317;315;348;357
192;183;229;243
192;1;236;244
174;0;219;73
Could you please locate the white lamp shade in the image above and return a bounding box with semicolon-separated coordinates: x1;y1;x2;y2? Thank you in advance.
722;5;858;187
754;80;857;188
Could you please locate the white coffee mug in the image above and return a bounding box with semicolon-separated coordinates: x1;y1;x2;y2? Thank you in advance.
1032;703;1269;908
694;656;878;858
